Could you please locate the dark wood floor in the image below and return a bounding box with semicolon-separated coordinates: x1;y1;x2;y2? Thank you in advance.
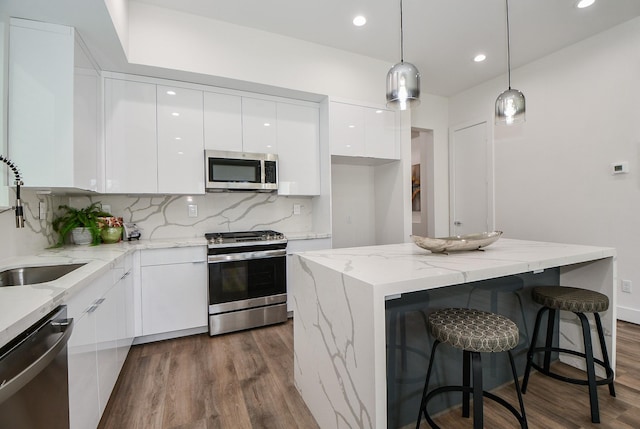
100;320;640;429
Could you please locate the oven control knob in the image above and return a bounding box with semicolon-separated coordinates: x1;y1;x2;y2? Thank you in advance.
277;234;285;240
215;237;224;244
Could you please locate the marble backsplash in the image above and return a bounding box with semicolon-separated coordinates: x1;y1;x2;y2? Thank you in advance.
0;188;67;259
0;189;315;260
68;192;314;240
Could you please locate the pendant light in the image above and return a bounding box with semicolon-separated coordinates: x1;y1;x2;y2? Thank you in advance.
386;0;420;110
495;0;525;125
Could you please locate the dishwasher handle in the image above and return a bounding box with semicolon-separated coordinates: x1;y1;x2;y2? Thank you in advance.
0;317;74;405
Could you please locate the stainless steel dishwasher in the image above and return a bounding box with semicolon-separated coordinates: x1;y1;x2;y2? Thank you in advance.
0;305;73;429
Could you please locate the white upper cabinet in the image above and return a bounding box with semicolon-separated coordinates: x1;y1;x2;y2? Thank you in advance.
277;103;320;196
330;101;399;160
242;97;278;153
330;102;366;157
203;92;242;152
157;85;204;194
105;78;158;193
8;19;100;190
204;94;278;154
365;108;398;159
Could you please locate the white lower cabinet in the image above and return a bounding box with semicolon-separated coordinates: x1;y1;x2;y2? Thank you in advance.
66;255;134;429
140;247;208;337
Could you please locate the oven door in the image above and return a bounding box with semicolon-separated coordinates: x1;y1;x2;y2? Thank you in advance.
208;248;286;314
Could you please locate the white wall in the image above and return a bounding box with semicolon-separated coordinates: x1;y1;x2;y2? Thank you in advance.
449;17;640;323
127;2;392;105
331;163;376;249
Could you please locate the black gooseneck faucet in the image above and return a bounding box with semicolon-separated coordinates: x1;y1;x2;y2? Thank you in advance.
0;155;24;228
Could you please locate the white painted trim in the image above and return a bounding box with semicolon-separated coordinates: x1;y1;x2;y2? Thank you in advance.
617;305;640;324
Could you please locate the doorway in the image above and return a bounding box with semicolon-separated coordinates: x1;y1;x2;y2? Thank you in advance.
449;120;493;236
411;128;434;237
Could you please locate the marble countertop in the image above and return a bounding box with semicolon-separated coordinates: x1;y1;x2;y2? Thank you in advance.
0;232;329;349
295;238;616;294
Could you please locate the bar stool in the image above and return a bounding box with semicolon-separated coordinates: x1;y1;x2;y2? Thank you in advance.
521;286;615;424
416;308;527;429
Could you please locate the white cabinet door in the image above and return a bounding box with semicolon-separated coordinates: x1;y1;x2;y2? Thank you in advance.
203;92;243;152
277;103;320;195
67;310;100;429
8;19;74;188
105;78;157;193
157;85;205;194
365;108;398;159
330;102;365;156
140;248;207;336
242;97;277;153
73;37;101;192
94;281;120;415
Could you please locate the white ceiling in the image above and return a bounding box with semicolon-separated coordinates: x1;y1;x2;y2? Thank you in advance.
134;0;640;96
3;0;640;96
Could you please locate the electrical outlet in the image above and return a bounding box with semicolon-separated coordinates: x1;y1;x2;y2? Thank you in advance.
102;204;111;214
293;204;301;215
188;204;198;218
622;280;632;293
38;202;47;220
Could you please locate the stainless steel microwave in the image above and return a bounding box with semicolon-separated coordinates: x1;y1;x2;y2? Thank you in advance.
205;150;278;192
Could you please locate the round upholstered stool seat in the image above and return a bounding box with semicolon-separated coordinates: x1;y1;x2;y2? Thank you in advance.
417;308;527;428
429;308;519;353
531;286;609;313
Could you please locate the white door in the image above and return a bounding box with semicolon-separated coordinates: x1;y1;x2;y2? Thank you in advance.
450;121;492;236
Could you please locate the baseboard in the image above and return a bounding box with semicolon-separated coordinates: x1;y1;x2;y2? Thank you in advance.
133;326;208;345
617;306;640;325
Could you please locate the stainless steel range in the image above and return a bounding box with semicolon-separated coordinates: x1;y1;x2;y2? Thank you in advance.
205;230;288;336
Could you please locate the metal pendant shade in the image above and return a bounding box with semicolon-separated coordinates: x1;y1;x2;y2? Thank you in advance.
495;0;525;125
386;0;420;110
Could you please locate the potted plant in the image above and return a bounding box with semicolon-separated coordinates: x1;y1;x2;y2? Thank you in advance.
52;202;113;246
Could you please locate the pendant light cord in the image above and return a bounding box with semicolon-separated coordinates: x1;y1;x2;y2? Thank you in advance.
506;0;512;89
400;0;404;63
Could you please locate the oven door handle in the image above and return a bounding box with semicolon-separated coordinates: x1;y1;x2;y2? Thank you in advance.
207;249;286;263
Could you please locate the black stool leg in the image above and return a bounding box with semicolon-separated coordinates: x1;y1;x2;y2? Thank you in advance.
543;308;556;372
594;312;616;397
508;350;528;429
462;350;471;418
577;312;600;423
522;306;547;393
416;340;440;429
471;352;484;429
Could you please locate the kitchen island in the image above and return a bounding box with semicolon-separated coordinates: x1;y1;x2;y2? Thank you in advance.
290;238;616;429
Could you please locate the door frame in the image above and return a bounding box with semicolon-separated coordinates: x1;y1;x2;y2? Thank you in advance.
448;118;495;235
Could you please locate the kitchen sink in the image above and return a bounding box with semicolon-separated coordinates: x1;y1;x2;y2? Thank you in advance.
0;263;87;287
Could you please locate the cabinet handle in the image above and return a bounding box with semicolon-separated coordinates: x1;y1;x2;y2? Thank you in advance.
94;298;105;306
120;271;131;280
87;304;99;314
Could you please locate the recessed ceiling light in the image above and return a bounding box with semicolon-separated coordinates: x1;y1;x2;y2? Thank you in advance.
166;90;176;95
375;110;383;114
353;15;367;27
348;125;355;128
264;123;271;127
172;112;180;117
474;54;486;62
577;0;595;8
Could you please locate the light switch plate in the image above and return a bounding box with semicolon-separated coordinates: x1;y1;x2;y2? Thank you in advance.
188;204;198;218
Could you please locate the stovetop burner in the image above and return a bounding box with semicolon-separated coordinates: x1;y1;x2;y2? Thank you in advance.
205;230;287;247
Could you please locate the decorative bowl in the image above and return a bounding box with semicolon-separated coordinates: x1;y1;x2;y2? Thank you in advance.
411;231;503;253
101;227;123;244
